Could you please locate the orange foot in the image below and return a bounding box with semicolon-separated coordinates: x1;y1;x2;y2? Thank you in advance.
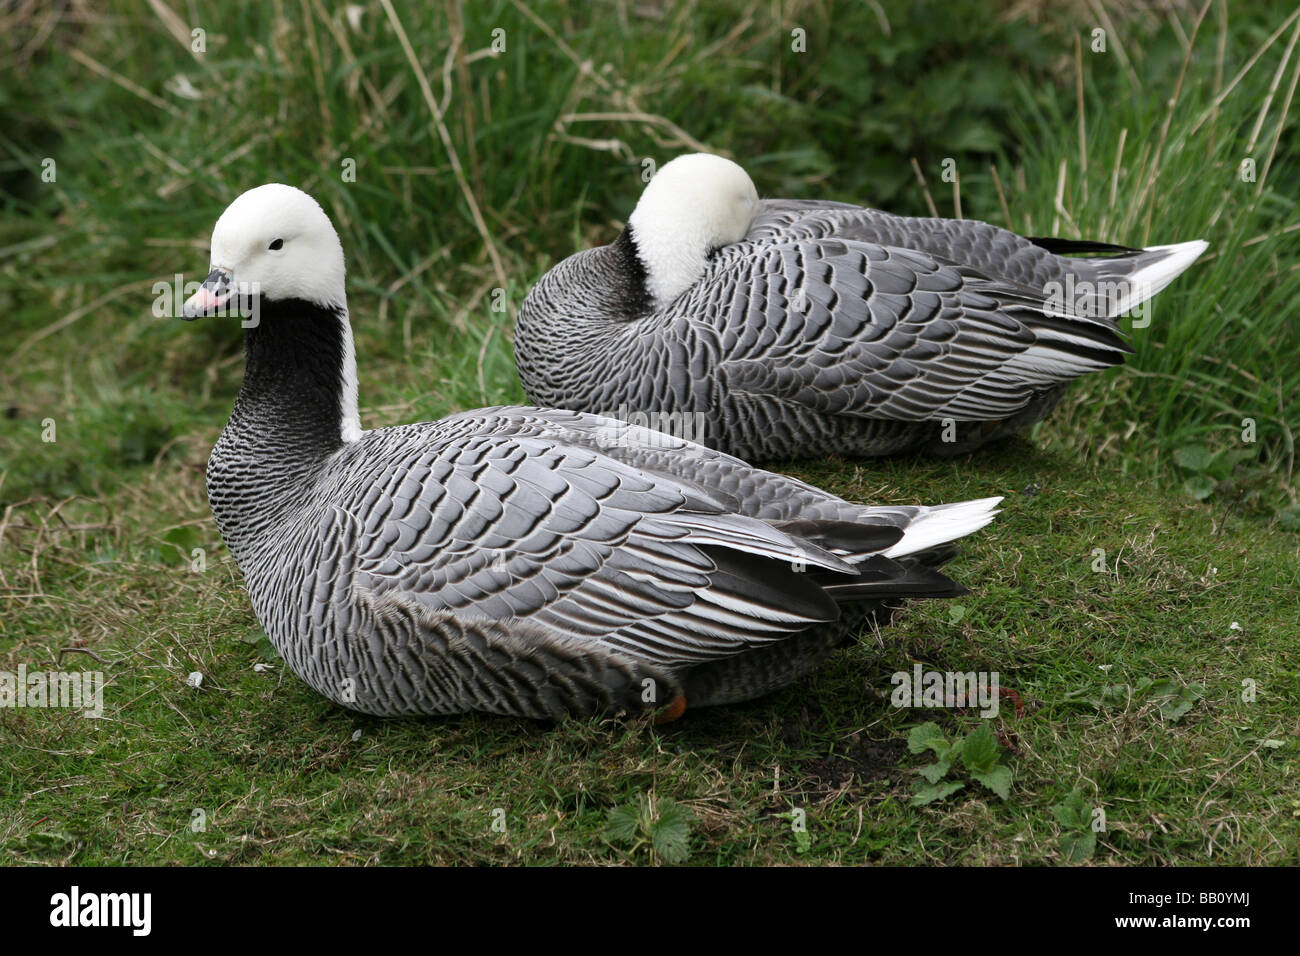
654;695;687;724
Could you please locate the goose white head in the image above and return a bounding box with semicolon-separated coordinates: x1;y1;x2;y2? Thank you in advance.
182;183;346;317
626;153;759;308
182;184;362;444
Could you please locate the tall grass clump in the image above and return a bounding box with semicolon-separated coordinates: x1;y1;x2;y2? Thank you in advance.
975;7;1298;518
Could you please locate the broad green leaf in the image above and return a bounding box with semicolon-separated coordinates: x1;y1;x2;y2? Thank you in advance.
161;526;202;552
909;780;965;806
1161;698;1195;722
650;802;693;864
1173;444;1214;471
1101;684;1133;706
239;627;279;661
1051;790;1089;828
1184;474;1216;500
1059;830;1097;863
947;734;966;761
907;721;949;756
972;765;1012;800
959;723;1000;775
918;757;952;784
604;805;640;845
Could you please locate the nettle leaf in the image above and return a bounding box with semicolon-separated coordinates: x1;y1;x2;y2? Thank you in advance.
1101;683;1133;706
1173;444;1214;472
918;757;952;784
959;724;1000;775
650;802;693;864
1145;678;1176;697
604;805;640;845
1052;790;1089;829
909;780;965;807
1207;447;1258;480
946;734;966;761
908;721;950;757
1184;474;1216;500
161;525;203;555
971;765;1012;800
1161;687;1205;721
25;830;76;850
1151;682;1203;723
1059;830;1097;863
778;811;814;853
1162;699;1194;722
238;627;279;661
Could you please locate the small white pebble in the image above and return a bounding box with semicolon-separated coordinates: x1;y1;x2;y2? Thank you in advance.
186;672;204;688
351;729;362;742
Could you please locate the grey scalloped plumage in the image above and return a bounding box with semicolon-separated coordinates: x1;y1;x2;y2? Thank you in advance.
182;184;1002;720
515;153;1208;461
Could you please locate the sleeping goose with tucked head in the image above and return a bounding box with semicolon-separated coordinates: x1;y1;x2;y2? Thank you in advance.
515;153;1208;461
180;183;1002;720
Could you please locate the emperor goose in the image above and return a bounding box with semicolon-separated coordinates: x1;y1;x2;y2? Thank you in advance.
180;183;1002;720
515;153;1208;461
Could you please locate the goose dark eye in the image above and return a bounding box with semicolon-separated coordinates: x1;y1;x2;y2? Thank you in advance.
268;238;284;251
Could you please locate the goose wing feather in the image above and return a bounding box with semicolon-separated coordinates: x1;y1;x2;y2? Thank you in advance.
676;233;1129;423
429;407;997;558
345;419;855;667
747;199;1104;293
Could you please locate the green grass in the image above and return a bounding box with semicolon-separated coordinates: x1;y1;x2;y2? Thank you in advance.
2;1;1299;865
3;446;1297;864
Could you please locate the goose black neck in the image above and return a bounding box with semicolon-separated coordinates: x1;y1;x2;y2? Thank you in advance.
230;297;350;461
607;227;654;318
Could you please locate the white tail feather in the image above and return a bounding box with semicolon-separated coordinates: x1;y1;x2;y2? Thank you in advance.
1109;239;1208;316
882;496;1004;559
